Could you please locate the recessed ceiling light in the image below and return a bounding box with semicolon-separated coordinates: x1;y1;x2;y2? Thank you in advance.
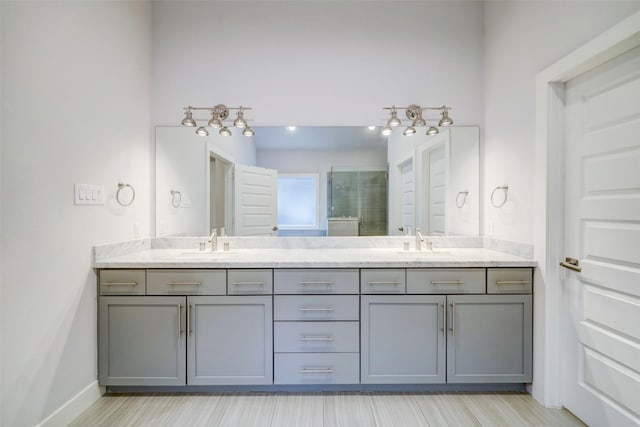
287;126;296;131
368;125;376;130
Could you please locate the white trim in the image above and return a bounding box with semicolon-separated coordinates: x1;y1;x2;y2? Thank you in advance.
534;10;640;408
36;380;103;427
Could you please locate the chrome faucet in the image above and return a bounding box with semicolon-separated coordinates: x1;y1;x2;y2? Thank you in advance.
415;228;424;251
208;228;217;252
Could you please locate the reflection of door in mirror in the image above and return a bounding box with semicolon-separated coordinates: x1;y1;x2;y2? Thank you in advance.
399;159;415;231
233;164;278;236
209;155;232;236
425;145;446;235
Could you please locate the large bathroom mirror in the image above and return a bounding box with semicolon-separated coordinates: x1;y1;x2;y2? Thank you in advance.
155;125;479;237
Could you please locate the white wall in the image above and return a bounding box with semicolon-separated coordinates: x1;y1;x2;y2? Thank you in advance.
483;0;640;244
257;148;387;230
0;2;151;426
151;1;484;127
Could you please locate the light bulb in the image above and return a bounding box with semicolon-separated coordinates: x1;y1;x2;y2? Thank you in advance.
219;126;232;136
381;126;393;136
243;126;255;137
195;126;209;136
403;126;416;136
233;110;247;129
426;126;439;135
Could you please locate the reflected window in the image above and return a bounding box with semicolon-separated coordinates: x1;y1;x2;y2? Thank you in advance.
278;174;319;228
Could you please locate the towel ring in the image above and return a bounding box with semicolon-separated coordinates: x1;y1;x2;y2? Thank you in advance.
490;185;509;208
170;189;182;208
116;183;135;207
456;191;469;208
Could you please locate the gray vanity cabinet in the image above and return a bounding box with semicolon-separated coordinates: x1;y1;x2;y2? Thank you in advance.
361;295;446;384
99;296;186;386
186;295;273;385
446;294;532;383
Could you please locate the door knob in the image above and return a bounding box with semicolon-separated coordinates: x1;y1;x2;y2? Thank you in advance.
272;226;278;231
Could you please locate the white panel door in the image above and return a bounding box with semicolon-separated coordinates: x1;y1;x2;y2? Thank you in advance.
400;159;415;230
234;164;278;236
562;45;640;427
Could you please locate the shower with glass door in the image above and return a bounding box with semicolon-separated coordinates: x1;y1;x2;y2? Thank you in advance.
327;167;388;236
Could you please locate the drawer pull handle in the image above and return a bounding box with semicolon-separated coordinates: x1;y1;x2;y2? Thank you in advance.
104;282;138;286
300;336;334;341
367;281;401;285
231;281;265;286
495;280;530;285
298;307;334;312
168;281;201;286
299;368;335;374
299;281;334;286
432;280;464;285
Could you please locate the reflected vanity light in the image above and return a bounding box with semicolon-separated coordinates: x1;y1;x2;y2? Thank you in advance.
180;104;254;137
380;104;453;137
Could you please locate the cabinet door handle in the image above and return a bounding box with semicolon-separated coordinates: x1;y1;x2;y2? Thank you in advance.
298;307;334;312
432;280;464;285
441;304;446;337
231;281;265;286
495;280;530;285
367;281;401;285
449;303;455;336
178;304;183;336
299;281;334;286
300;336;334;341
104;282;138;286
188;304;193;336
299;368;335;374
167;281;201;286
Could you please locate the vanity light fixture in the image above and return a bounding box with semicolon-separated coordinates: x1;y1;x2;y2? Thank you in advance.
381;104;453;137
180;104;254;137
195;126;209;136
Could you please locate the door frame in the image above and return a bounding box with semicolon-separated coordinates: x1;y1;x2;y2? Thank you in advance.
533;11;640;408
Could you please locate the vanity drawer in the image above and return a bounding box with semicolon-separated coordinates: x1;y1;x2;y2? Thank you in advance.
274;353;360;384
274;295;359;321
274;269;359;294
274;321;359;353
146;269;226;295
407;268;485;294
487;268;533;294
361;269;406;294
228;269;273;295
99;269;146;295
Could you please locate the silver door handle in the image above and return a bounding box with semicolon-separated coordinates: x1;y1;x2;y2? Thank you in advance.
299;368;335;374
168;281;202;286
178;304;183;336
367;281;401;285
104;282;137;286
449;303;455;336
187;304;193;336
441;303;446;337
298;307;334;312
432;280;464;285
495;280;530;285
299;281;334;285
560;257;581;272
300;336;334;341
272;226;278;231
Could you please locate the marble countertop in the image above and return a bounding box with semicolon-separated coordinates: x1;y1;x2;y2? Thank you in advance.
93;247;536;269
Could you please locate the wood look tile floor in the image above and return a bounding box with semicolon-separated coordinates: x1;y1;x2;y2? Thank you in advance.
70;392;585;427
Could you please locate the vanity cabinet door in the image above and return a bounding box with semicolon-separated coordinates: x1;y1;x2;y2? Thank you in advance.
186;296;273;385
446;294;532;383
99;296;186;386
361;295;446;384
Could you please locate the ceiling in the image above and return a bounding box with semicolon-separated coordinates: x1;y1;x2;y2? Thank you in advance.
253;126;388;150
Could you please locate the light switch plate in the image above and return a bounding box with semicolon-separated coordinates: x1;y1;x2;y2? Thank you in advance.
75;184;105;205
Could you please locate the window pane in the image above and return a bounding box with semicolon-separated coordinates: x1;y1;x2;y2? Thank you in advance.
278;176;317;227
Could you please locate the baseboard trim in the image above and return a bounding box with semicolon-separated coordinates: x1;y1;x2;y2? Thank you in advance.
36;380;104;427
